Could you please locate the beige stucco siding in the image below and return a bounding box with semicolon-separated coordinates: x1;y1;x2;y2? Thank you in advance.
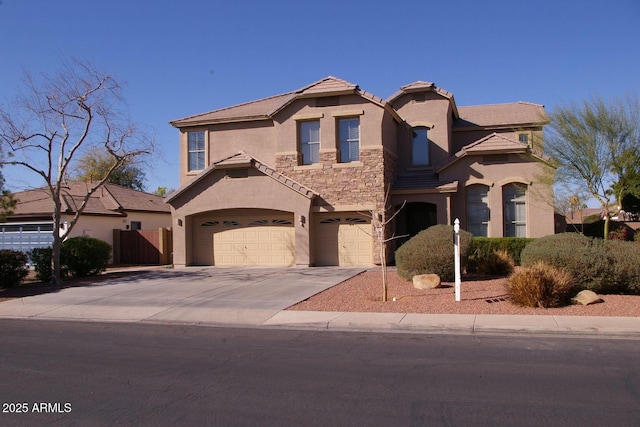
178;122;277;186
392;93;453;171
63;211;172;260
440;154;554;237
170;168;312;267
273;95;386;155
209;121;276;165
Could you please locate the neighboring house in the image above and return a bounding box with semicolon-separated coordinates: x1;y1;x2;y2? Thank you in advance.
1;182;171;257
167;77;555;267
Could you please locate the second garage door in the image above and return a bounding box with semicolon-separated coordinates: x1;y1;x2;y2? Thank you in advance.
196;214;295;266
314;214;372;266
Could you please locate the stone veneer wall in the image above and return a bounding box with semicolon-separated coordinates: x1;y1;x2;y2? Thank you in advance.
276;147;397;264
276;148;387;209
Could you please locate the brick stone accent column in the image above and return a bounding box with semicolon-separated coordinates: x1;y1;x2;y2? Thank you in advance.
276;147;395;265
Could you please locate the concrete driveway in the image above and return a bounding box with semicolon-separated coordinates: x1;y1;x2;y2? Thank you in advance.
0;267;365;326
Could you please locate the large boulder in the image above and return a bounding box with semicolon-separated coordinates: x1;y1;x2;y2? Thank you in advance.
413;274;442;290
571;290;604;306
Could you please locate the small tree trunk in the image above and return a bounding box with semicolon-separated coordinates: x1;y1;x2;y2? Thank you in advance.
381;243;387;302
51;235;63;285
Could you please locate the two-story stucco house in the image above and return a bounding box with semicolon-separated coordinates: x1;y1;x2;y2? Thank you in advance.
167;77;554;268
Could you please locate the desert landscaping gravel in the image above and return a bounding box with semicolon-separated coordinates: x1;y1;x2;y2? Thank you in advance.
288;270;640;317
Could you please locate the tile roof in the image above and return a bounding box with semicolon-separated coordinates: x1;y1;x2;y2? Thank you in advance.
458;132;530;155
170;76;546;134
10;182;170;218
385;81;459;120
165;152;317;203
455;102;547;128
298;76;358;95
170;76;401;127
387;80;456;102
437;133;552;173
170;92;296;127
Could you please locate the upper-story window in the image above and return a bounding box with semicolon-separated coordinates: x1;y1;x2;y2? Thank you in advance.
187;131;206;171
338;117;359;163
412;127;430;166
517;131;531;145
299;120;320;165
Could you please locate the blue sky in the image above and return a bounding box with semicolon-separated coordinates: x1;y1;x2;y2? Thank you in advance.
1;0;638;194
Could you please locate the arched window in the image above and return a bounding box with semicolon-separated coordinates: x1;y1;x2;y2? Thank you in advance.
412;127;429;166
466;184;490;237
503;183;527;237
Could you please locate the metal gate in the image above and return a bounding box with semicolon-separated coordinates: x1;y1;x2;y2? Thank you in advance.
0;222;54;253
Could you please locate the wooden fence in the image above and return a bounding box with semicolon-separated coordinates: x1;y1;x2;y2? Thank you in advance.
112;227;172;265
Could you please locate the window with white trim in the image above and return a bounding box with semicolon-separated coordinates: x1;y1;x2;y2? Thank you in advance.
412;127;430;166
299;120;320;165
338;118;359;163
467;185;490;237
504;183;527;237
187;131;206;171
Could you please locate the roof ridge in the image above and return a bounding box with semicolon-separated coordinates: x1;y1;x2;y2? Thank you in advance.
103;183;167;197
245;153;318;198
97;184;123;211
295;75;358;93
458;132;503;151
386;81;457;116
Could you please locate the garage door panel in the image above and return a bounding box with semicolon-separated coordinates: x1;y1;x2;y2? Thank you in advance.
315;214;372;266
196;213;295;266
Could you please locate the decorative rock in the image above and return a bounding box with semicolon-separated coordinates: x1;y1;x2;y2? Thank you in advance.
571;290;604;306
413;274;441;289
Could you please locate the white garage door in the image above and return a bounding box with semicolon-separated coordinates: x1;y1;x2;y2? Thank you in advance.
314;214;372;266
196;214;295;266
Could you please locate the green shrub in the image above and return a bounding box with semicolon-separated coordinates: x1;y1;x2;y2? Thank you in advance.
605;240;640;294
0;250;29;287
395;224;473;282
507;262;575;308
61;236;111;278
474;250;515;276
469;237;534;268
29;247;54;282
520;233;640;294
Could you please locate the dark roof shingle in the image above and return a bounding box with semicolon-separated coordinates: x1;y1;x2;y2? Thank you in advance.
11;182;170;218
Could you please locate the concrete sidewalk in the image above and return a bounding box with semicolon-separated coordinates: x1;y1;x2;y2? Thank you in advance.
1;266;639;337
263;311;640;337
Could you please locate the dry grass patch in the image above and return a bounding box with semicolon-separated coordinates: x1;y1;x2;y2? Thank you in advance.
507;262;575;308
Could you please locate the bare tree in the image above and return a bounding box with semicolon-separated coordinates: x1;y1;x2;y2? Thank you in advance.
359;186;406;302
0;59;154;284
0;138;17;220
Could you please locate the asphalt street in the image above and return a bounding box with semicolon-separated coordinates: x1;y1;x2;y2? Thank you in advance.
1;319;639;426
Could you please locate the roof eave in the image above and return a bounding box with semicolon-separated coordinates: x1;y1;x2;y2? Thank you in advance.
453;121;548;132
392;181;459;195
165;153;318;204
170;115;273;128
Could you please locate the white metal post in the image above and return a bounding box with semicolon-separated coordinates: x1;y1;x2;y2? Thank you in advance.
454;218;461;302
